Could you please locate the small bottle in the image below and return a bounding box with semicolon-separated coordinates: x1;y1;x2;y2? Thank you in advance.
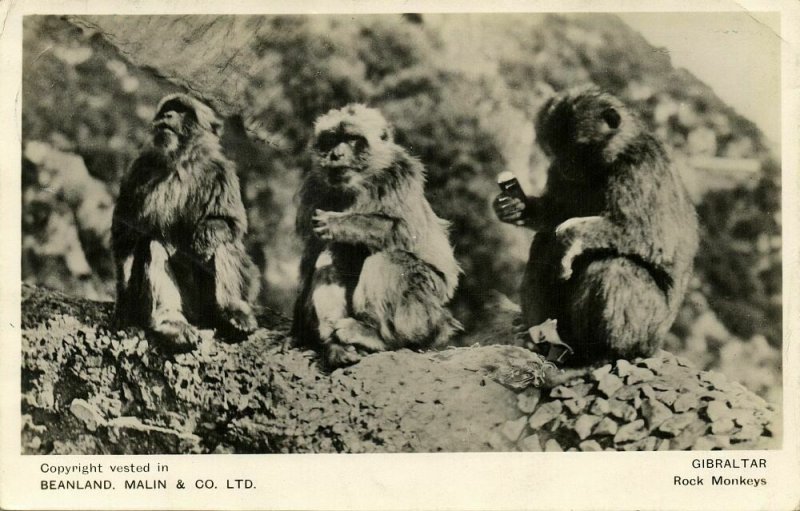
497;171;527;202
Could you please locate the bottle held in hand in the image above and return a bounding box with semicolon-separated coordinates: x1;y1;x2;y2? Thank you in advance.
495;171;528;225
497;171;527;202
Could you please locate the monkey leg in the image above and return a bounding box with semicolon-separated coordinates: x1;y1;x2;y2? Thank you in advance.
114;236;160;329
350;251;459;351
113;250;137;328
211;242;259;340
307;250;362;368
565;257;672;364
145;240;201;351
520;232;568;329
309;250;348;341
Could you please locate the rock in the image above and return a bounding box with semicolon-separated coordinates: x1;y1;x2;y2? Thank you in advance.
597;373;624;397
590;364;612;381
544;439;563;452
706;400;732;421
69;399;105;432
590;398;610;415
641;399;673;429
579;440;603;452
673;392;699;413
501;417;528;442
528;401;564;429
574;415;601;440
592;417;619;437
551;386;579;399
516;389;541;414
659;412;701;437
614;420;648;444
609;400;637;422
625;367;655;385
519;434;543;452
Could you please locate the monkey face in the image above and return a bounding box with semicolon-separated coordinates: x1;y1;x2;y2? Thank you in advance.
150;95;223;159
313;129;370;186
313;104;396;192
151;100;196;156
312;104;396;192
151;112;183;155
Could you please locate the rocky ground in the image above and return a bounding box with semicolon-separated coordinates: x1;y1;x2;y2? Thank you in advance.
21;285;779;454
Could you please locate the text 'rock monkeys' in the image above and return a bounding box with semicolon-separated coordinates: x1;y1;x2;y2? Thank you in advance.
495;87;699;364
292;104;462;368
112;94;259;351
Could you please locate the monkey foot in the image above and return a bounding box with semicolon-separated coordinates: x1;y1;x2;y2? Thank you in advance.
323;341;362;368
216;307;258;342
526;319;574;364
333;318;387;353
152;320;201;353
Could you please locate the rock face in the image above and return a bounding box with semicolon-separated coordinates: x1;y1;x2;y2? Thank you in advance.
21;286;778;454
67;16;278;121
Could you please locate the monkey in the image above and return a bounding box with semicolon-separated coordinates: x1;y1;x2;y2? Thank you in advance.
111;93;259;351
292;104;462;368
494;87;698;364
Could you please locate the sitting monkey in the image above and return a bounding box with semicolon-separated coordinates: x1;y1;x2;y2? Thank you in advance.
494;88;698;364
112;94;259;350
292;104;462;367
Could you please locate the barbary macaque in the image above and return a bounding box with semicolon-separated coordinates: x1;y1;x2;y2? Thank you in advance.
293;104;462;367
494;87;698;364
112;94;259;350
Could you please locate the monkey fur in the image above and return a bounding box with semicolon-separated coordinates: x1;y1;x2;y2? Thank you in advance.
112;93;259;350
292;104;462;368
496;87;698;364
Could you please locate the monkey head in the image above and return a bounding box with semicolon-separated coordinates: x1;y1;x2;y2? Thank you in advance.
311;104;396;191
150;94;224;159
535;87;641;166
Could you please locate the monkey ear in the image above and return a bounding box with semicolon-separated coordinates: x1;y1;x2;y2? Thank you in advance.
602;108;621;129
210;119;224;137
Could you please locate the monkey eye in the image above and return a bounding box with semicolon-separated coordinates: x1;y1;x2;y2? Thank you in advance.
348;135;368;152
602;108;621;129
315;132;338;152
315;133;367;153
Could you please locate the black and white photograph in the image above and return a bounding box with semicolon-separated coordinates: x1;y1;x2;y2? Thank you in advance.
2;1;798;510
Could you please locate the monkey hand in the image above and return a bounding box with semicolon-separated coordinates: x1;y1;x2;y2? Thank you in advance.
312;209;348;241
493;193;527;226
555;216;603;280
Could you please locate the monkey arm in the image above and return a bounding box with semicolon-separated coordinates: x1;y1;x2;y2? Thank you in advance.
191;169;248;261
312;210;404;250
518;196;561;231
555;215;670;280
553;216;607;279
